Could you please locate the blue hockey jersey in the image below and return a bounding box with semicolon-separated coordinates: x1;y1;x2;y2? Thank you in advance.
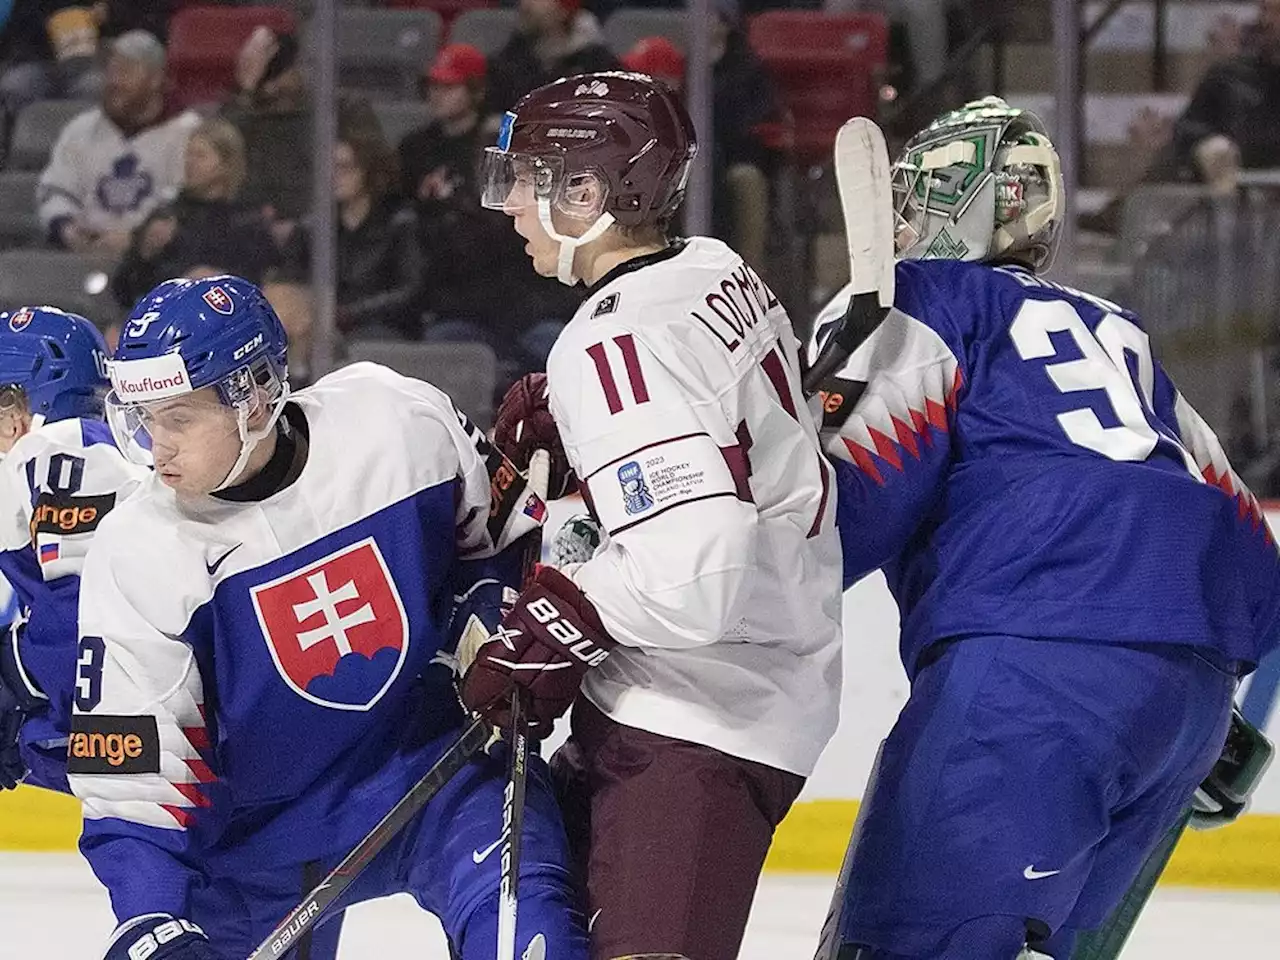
67;364;544;923
813;259;1280;678
0;418;147;791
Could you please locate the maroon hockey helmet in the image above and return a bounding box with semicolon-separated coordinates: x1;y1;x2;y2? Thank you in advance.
481;71;697;282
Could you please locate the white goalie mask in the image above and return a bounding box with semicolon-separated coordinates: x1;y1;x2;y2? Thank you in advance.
892;96;1065;271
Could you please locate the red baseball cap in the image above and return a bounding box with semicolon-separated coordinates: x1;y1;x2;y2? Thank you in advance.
427;43;487;85
621;36;686;83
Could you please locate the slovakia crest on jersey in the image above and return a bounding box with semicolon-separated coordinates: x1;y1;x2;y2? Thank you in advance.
250;538;409;711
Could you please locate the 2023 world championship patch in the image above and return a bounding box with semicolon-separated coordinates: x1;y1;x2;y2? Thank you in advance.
67;714;161;774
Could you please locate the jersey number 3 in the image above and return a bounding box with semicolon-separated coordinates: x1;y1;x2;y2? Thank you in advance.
1011;300;1170;463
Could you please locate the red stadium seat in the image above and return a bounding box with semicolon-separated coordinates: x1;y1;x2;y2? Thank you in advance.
748;12;888;167
385;0;497;36
167;5;298;109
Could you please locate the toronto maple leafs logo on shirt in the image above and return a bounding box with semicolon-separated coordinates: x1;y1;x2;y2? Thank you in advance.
96;154;153;215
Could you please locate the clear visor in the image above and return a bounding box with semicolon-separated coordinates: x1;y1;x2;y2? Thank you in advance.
105;364;267;468
480;149;608;221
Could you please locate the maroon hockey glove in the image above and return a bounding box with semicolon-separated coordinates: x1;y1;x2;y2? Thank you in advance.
493;373;576;498
460;566;615;736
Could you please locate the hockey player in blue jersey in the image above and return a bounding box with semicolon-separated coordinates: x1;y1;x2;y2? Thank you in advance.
0;306;147;794
810;99;1280;959
67;277;588;960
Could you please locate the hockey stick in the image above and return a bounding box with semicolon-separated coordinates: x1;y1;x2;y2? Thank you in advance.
247;453;554;960
496;448;550;960
245;715;492;960
802;117;896;399
1070;709;1273;960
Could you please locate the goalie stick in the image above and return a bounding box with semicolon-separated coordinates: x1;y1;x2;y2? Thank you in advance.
1070;708;1273;960
246;453;553;960
802;117;896;399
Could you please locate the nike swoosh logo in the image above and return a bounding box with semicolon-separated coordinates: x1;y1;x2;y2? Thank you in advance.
206;543;242;576
472;836;504;864
1023;865;1061;880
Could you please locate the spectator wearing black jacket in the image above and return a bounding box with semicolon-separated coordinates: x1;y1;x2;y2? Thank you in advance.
400;44;509;328
710;0;788;271
1175;0;1280;193
276;123;425;351
112;116;279;311
486;0;619;114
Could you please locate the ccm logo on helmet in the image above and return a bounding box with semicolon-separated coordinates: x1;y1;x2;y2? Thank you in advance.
548;128;596;140
233;333;264;361
574;80;608;97
526;596;609;666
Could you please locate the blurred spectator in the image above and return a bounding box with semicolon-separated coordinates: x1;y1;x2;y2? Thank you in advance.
486;0;619;114
710;0;787;271
620;36;685;92
399;44;507;324
0;2;172;122
222;27;312;228
1174;0;1280;194
277;123;425;349
111;117;279;311
400;43;573;380
38;30;198;256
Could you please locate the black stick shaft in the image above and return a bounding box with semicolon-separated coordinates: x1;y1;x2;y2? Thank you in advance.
244;716;492;960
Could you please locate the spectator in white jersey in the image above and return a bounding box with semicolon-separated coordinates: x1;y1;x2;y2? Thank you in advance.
38;29;198;256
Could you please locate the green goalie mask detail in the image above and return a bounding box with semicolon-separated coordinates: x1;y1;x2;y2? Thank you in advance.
892;96;1065;272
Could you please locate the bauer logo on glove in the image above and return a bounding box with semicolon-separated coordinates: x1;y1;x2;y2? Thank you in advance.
460;566;615;736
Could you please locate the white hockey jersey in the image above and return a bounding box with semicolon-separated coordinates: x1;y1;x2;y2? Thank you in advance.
0;418;147;788
549;237;843;776
37;106;199;237
68;364;544;921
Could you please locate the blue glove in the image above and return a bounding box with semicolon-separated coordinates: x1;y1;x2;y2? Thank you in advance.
105;915;219;960
0;616;44;790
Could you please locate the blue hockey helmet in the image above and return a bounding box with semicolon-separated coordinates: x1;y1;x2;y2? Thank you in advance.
106;276;290;487
0;306;109;424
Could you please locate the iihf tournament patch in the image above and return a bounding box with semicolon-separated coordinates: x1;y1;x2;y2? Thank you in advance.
67;714;161;775
592;293;620;318
617;460;654;515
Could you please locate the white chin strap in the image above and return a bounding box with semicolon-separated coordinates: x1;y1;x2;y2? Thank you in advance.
213;382;291;493
537;197;616;286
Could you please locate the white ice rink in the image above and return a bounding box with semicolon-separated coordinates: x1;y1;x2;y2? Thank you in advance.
5;852;1279;958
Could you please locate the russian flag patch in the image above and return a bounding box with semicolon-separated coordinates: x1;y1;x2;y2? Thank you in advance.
39;542;58;564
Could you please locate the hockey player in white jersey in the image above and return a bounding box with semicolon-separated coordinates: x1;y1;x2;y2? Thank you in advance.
68;277;589;960
0;306;147;794
459;72;844;960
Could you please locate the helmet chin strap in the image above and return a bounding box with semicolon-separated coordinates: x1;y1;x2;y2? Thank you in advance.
212;383;291;493
537;196;616;285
